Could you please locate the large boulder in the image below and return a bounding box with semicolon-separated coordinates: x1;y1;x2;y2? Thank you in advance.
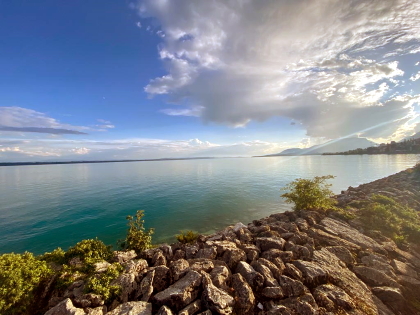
255;237;286;251
235;261;264;289
201;272;234;315
353;266;399;288
106;301;152;315
292;260;327;287
45;298;86;315
153;270;202;310
231;273;255;314
313;284;355;312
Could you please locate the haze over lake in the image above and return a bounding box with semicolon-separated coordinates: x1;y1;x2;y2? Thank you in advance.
0;154;418;255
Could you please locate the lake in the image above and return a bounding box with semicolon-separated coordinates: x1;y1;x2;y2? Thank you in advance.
0;154;418;255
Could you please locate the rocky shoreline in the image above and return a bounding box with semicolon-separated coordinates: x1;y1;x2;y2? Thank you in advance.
43;166;420;315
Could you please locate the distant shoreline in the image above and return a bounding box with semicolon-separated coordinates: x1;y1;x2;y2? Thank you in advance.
0;157;220;167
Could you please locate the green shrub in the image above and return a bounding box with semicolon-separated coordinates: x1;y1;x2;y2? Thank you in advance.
0;252;53;315
65;238;113;266
176;230;199;244
359;194;420;245
281;175;336;211
84;263;123;302
38;247;66;265
120;210;154;253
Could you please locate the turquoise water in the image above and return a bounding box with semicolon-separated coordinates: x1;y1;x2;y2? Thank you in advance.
0;155;418;255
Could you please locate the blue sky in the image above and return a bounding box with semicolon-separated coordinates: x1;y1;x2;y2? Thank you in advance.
0;0;419;161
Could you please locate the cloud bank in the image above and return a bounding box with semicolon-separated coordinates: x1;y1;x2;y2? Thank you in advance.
137;0;420;141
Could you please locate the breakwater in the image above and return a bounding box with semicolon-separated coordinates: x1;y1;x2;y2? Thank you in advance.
42;166;420;315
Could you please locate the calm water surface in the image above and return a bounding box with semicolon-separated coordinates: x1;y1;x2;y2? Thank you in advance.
0;155;418;254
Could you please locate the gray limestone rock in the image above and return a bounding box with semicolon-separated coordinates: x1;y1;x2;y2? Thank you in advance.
106;301;152;315
45;298;86;315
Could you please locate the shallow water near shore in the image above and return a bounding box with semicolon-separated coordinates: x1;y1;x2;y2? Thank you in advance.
0;154;418;255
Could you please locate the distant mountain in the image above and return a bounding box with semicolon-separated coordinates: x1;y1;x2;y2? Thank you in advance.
265;137;376;156
403;131;420;141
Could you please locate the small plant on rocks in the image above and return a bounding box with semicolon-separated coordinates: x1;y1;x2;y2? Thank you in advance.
176;230;199;244
281;175;337;212
120;210;154;253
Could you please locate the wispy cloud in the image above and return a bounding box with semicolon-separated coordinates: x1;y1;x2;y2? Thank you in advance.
137;0;420;141
0;107;90;135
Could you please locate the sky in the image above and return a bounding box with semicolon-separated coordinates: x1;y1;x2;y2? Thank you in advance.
0;0;419;162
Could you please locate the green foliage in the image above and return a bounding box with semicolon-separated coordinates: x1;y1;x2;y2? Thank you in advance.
65;238;113;266
359;194;420;245
84;263;123;302
120;210;154;253
281;175;337;211
38;247;66;265
176;230;199;244
0;252;53;315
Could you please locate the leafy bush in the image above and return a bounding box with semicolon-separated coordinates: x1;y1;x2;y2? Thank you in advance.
281;175;336;211
0;252;53;315
84;263;123;302
65;238;113;266
38;247;66;265
120;210;154;253
176;230;199;244
358;194;420;245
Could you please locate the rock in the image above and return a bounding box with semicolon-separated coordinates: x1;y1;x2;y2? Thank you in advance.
156;305;174;315
112;251;137;264
45;298;86;315
111;273;137;303
151;265;170;292
152;251;167;267
295;218;309;231
292;260;328;287
372;295;396;315
137;269;155;302
353;266;399;288
361;253;395;278
320;217;386;254
63;280;85;300
255;237;286;251
73;294;104;308
185;245;199;260
159;244;173;260
173;249;186;260
85;306;106;315
391;259;418;278
261;286;284;299
153;270;202;310
284;263;303;281
178;299;201;315
235;261;264;289
205;240;237;256
231;273;255;314
257;258;283;281
278;275;306;297
313;284;355;312
312;248;378;315
260;249;284;261
233;222;247;232
324;246;355;266
170;259;189;282
308;228;361;251
201;272;235;315
221;247;246;269
237;228;253;243
196;247;217;260
210;265;231;290
397;274;420;287
188;259;214;273
251;261;279;287
106;301;152;315
196;311;212;315
372;286;409;315
122;259;148;274
93;261;111;273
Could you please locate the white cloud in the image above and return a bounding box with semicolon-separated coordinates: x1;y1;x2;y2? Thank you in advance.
410;71;420;81
0;137;288;161
137;0;420;140
136;21;142;28
0;107;89;135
